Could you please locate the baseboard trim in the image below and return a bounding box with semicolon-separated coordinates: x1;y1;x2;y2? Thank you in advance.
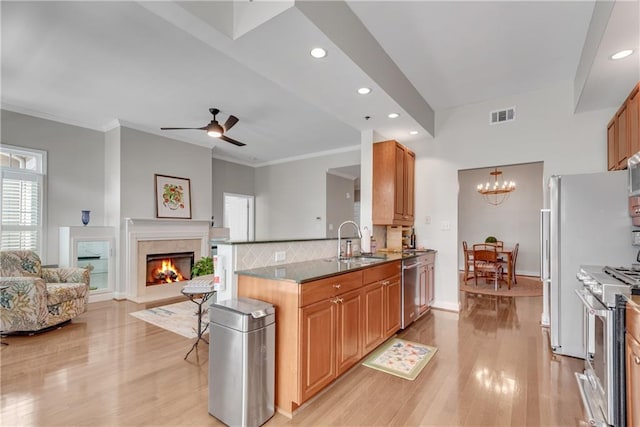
431;300;460;312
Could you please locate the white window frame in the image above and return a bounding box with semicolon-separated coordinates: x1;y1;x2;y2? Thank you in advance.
1;144;47;258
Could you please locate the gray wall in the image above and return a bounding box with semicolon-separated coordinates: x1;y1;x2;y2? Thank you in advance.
212;157;255;227
326;173;355;238
254;149;360;240
1;110;105;264
326;173;360;237
119;127;212;220
458;162;543;276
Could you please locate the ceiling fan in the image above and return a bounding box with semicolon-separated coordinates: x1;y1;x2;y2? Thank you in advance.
161;108;246;147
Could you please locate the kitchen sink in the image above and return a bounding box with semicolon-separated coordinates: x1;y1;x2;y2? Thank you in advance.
323;255;386;266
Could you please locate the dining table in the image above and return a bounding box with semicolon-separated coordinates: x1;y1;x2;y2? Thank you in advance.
468;243;516;287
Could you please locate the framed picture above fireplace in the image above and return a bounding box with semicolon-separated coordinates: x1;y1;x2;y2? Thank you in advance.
155;174;192;219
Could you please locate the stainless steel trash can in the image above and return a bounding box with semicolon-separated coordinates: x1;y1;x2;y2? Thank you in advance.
208;297;275;427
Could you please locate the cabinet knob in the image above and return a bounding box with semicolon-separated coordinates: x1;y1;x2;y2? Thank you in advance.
382;280;390;286
333;284;341;289
330;297;339;304
338;297;344;304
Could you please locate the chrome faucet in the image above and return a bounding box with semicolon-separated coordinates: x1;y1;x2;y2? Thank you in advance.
337;220;362;260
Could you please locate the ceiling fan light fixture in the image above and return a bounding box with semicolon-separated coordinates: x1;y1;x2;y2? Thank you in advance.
207;122;224;138
610;49;634;60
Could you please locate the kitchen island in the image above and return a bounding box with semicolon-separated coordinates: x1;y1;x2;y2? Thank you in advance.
236;251;435;417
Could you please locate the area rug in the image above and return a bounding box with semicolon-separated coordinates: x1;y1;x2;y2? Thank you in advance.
459;273;543;297
362;338;437;380
130;300;203;339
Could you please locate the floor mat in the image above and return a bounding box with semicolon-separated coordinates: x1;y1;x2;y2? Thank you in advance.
362;337;437;380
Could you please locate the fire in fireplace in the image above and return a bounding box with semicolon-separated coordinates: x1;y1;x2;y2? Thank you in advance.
146;251;194;286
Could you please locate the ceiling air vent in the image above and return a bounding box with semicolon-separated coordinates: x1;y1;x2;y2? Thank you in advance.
490;107;516;125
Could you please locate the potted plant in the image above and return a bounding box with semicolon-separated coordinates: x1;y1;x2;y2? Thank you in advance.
191;256;213;277
485;236;498;244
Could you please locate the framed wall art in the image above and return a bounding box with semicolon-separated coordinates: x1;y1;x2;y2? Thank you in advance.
155;174;192;219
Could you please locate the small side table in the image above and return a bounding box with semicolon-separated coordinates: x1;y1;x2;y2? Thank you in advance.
181;288;216;360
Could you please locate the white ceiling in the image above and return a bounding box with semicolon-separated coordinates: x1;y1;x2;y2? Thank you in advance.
2;1;638;166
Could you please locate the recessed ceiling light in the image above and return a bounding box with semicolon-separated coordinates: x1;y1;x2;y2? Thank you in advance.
388;113;399;119
310;47;327;59
357;87;371;95
409;130;418;135
610;49;634;60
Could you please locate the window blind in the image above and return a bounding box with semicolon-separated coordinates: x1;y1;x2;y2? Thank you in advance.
1;169;42;251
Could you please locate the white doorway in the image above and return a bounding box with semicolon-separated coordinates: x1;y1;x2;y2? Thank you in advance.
223;193;255;241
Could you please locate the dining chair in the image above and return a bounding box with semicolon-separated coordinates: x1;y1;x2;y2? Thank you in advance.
507;243;519;284
473;244;504;290
462;241;473;282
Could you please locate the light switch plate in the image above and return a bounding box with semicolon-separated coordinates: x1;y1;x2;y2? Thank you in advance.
275;251;286;262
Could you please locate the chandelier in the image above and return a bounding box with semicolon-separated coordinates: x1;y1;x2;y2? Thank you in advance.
476;168;516;206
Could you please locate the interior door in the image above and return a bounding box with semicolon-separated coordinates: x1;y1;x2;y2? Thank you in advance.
223;193;255;241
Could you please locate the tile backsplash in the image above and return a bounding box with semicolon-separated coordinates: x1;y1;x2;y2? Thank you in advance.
235;239;361;270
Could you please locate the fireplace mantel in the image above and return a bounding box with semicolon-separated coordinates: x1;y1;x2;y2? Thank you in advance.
124;218;210;302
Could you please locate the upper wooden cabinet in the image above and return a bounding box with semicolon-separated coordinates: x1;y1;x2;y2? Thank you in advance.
373;140;415;225
630;86;640;157
608;82;639;170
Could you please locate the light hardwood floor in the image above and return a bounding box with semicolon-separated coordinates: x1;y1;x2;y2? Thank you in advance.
1;291;587;426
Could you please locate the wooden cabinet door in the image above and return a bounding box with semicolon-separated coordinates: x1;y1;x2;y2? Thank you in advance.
394;142;405;221
300;299;336;402
630;87;640;157
362;282;384;355
383;275;402;338
427;262;435;306
336;289;362;375
373;140;415;226
608;120;617;170
405;150;415;223
617;104;629;168
418;263;428;314
626;333;640;427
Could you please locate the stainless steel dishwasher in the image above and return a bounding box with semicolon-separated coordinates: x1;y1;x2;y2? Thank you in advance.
401;257;420;329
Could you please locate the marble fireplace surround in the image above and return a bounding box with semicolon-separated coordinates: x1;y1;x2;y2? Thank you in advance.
124;218;210;303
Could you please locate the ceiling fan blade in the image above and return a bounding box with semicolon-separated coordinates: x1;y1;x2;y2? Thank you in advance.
223;115;239;132
160;126;207;130
219;134;246;147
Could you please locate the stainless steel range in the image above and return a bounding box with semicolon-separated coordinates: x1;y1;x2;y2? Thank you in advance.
577;265;637;307
575;265;636;427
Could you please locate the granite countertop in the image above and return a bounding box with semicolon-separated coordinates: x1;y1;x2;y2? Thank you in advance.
235;249;436;284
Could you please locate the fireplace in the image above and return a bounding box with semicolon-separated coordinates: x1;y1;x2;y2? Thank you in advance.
146;251;194;286
124;218;211;302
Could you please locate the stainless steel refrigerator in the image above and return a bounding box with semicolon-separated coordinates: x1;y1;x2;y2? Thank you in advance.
541;171;634;358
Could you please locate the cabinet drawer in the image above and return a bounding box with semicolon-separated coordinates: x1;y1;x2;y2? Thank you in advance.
628;303;640;341
301;271;362;307
363;261;401;284
418;253;435;264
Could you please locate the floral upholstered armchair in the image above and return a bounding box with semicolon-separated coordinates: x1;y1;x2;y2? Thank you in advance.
0;250;90;334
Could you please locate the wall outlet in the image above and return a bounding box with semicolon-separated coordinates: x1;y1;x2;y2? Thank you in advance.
275;251;286;262
440;220;450;231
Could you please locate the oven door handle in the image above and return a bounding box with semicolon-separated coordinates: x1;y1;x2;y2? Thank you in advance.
575;372;607;427
574;289;609;317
